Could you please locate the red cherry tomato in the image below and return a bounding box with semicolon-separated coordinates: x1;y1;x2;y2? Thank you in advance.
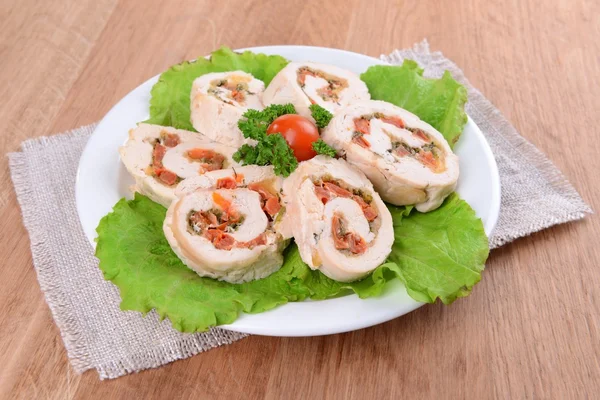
267;114;319;161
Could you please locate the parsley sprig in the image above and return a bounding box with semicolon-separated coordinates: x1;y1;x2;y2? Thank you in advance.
309;104;336;156
309;104;333;128
312;139;337;157
233;104;339;176
233;105;299;177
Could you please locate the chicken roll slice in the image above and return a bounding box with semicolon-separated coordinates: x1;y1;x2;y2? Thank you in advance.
176;165;291;239
119;123;238;207
321;100;459;212
262;62;370;120
190;71;265;147
282;156;393;282
164;166;290;283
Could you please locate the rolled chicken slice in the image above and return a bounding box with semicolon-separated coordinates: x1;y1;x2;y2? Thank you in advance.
119;123;238;207
164;166;290;283
282;156;393;282
190;71;265;147
262;62;370;120
321;100;460;212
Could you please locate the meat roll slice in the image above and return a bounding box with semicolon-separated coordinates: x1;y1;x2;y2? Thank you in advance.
322;100;460;212
262;62;370;120
164;166;290;283
190;71;265;147
282;156;393;282
119;123;238;207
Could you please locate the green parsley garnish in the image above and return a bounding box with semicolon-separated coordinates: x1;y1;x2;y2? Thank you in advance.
312;139;337;157
233;104;298;177
309;104;333;128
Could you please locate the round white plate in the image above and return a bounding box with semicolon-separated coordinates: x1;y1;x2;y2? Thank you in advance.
76;46;500;337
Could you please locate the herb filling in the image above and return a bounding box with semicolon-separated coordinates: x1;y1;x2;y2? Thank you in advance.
297;67;349;102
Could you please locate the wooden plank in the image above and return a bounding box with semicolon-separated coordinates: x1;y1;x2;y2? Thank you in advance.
0;0;598;398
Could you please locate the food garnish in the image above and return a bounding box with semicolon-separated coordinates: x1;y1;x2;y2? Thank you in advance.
232;105;299;177
309;104;333;128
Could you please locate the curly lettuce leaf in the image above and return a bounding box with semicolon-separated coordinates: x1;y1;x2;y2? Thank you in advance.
386;193;489;303
360;60;468;147
145;47;288;131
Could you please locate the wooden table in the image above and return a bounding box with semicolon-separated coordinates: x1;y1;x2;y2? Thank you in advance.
1;0;599;398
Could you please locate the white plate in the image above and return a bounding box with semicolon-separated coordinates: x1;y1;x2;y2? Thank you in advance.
76;46;500;337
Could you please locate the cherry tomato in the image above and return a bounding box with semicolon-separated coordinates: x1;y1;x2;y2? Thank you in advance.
267;114;319;161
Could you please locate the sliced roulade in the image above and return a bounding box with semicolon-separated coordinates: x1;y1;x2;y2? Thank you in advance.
262;62;370;120
282;156;393;282
190;71;265;147
164;166;290;283
321;100;459;212
119;123;238;207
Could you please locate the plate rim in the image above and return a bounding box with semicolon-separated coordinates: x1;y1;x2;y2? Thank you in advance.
76;45;500;337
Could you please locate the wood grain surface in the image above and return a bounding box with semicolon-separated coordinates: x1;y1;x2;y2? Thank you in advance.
1;0;599;398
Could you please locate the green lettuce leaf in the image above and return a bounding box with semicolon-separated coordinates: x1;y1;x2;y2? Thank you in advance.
360;60;468;147
386;193;489;303
96;193;487;332
145;47;288;131
96;194;312;332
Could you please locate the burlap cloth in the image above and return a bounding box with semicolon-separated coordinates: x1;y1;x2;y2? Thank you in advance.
8;40;591;379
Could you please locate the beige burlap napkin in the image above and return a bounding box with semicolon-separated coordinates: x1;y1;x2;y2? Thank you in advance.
8;41;591;379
